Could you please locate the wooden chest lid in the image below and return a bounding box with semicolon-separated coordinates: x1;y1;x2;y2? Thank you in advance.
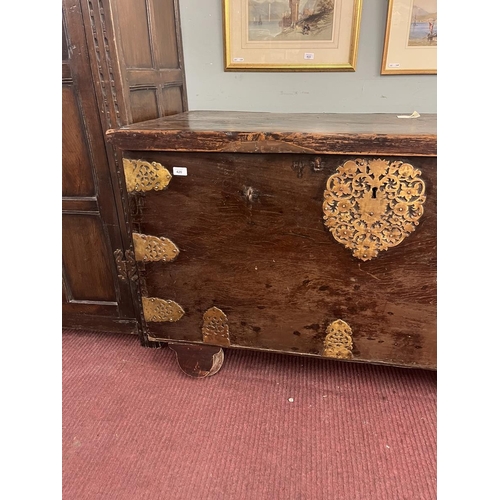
106;111;437;156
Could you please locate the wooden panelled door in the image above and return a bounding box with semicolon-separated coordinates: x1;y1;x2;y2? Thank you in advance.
62;0;137;333
106;0;188;123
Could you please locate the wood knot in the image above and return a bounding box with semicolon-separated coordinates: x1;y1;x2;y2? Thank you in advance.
242;185;260;203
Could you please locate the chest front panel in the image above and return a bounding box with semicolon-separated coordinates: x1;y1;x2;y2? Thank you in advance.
125;151;436;369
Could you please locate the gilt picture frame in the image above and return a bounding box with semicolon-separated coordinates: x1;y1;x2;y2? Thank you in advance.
381;0;437;75
222;0;363;72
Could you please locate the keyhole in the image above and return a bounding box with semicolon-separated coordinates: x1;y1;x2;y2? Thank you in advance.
372;187;378;199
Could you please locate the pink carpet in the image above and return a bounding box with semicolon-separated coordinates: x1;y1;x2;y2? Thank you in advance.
62;329;436;499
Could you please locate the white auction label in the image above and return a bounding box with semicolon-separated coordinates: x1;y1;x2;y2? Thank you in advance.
233;57;244;62
173;167;187;176
388;63;400;68
304;53;314;60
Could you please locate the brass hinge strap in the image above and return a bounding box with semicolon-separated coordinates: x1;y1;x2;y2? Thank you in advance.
123;159;172;193
132;233;179;262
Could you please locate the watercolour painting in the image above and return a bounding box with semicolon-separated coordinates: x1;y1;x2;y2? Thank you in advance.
407;0;437;47
247;0;335;42
381;0;437;74
223;0;363;71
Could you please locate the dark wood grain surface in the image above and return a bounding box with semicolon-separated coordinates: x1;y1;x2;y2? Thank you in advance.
126;150;436;369
107;111;437;156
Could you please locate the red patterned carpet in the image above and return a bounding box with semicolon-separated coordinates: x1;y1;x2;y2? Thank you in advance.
62;329;436;500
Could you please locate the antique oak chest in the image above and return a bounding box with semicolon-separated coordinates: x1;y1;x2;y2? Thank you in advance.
107;111;436;377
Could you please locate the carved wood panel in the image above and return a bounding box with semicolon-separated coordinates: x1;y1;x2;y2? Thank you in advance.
62;0;136;333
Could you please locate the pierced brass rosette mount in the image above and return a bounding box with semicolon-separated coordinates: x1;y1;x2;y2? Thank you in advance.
322;159;426;261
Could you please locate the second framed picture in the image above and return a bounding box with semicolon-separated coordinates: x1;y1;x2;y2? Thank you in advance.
381;0;437;74
223;0;363;72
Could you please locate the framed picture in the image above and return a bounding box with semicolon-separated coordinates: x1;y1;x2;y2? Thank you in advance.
381;0;437;75
222;0;363;72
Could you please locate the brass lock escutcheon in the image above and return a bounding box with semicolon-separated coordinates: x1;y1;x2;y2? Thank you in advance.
323;158;426;261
